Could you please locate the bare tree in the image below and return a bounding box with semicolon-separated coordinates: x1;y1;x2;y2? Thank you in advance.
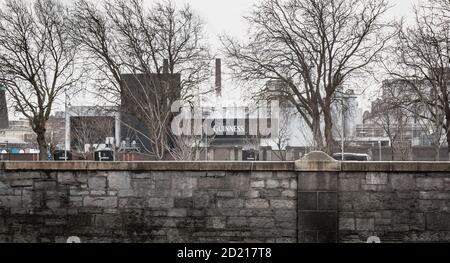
385;0;450;160
0;0;81;160
222;0;393;154
270;106;295;161
70;0;212;160
71;116;115;159
370;98;412;161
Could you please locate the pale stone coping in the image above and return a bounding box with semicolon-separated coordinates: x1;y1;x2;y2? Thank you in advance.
341;162;450;172
295;151;341;172
0;161;295;172
1;152;450;172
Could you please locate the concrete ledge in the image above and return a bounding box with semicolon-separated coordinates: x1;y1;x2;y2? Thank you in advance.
0;161;295;172
295;151;341;172
342;162;450;172
1;156;450;172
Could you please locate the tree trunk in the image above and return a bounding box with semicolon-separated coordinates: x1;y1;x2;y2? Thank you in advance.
323;110;335;155
446;132;450;161
390;146;394;161
311;116;325;152
36;130;48;161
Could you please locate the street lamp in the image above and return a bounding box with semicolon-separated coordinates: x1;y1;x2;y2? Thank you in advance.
334;89;357;161
378;140;382;161
64;90;70;161
5;140;8;161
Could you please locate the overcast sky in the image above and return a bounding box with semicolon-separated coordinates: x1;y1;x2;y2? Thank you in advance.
11;0;418;118
177;0;415;51
172;0;417;111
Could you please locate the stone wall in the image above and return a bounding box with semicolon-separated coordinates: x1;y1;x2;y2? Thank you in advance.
1;156;450;243
338;171;450;242
0;162;296;243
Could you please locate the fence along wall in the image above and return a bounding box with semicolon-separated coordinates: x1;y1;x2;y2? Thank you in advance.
1;155;450;243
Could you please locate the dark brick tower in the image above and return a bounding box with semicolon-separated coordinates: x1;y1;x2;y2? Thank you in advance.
0;85;8;129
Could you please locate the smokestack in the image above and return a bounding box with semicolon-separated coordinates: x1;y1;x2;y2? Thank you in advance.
215;58;222;96
163;59;169;74
0;85;8;129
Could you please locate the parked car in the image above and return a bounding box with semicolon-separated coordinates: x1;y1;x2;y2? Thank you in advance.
332;153;371;161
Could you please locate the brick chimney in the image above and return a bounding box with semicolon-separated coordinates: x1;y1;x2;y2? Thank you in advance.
215;58;222;96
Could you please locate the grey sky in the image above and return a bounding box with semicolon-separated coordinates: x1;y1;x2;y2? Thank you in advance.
178;0;415;51
11;0;418;118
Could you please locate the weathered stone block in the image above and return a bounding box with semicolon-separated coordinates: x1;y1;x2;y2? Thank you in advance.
270;200;295;209
251;172;273;179
0;196;21;207
259;189;281;198
275;210;296;219
207;217;226;229
90;190;107;196
227;174;250;191
355;218;375;231
299;211;337;231
299;173;337;191
146;197;173;208
216;190;235;198
107;172;130;190
57;172;84;184
339;218;355;230
280;180;290;189
217;199;244;208
318;232;337;243
282;190;296;198
168;209;187;217
94;214;119;228
250;180;265;188
88;177;107;189
155;179;171;190
83;196;117;208
338;178;360;191
266;179;280;189
198;177;224;189
290;179;297;190
390;174;416;190
193;192;211;208
66;214;94;228
420;191;450;200
245;199;269;209
298;192;317;210
131;173;153;179
34;181;57;190
299;231;318;243
46;199;61;209
425;213;450;230
227;217;248;228
249;217;275;228
375;218;392;226
11;180;33;187
366;173;388;185
70;189;89;196
174;198;193;208
249;190;260;198
117;189;135;197
318;192;337;210
173;177;198;190
417;178;444;191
